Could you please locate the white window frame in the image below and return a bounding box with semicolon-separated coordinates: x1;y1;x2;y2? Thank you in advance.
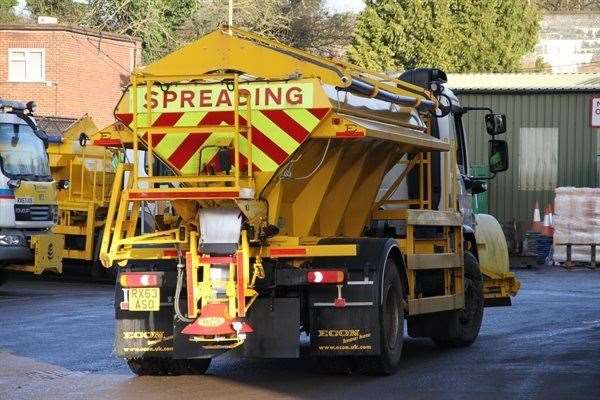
8;48;46;83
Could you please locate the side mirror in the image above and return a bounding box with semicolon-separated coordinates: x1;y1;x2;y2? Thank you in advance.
489;139;509;173
470;179;487;195
463;176;487;194
485;113;506;135
57;179;70;190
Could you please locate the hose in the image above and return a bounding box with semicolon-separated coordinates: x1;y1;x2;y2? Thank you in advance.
174;261;194;323
283;139;331;180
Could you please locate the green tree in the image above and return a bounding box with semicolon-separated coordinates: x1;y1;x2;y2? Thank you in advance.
348;0;540;73
184;0;354;57
24;0;354;62
81;0;197;62
0;0;17;23
27;0;87;24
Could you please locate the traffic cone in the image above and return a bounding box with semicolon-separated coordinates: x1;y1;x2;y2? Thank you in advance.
541;206;554;237
532;201;542;233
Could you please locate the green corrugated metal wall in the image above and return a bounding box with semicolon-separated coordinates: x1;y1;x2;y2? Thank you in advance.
456;91;599;224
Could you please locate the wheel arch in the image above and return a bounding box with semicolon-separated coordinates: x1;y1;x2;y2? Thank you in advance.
386;245;408;303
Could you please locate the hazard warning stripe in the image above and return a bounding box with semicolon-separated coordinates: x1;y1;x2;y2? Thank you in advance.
284;108;321;132
250;111;299;154
168;132;210;170
239;118;288;165
198;111;289;165
260;109;310;143
175;111;207;127
307;108;330;120
239;134;277;171
115;113;133;126
152;112;183;127
141;132;167;147
116;106;331;173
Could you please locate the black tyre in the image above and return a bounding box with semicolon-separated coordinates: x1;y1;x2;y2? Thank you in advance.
127;357;211;376
364;259;404;375
433;251;484;348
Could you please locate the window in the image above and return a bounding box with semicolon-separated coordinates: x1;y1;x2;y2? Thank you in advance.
8;49;45;82
518;127;558;190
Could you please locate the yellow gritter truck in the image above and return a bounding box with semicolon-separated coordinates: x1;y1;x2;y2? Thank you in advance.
0;100;65;284
47;116;118;279
100;28;519;375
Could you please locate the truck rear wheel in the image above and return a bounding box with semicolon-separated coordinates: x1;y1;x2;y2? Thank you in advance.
364;259;404;375
127;357;211;376
433;251;484;348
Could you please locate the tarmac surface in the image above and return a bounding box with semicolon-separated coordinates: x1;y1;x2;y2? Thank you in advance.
0;266;599;400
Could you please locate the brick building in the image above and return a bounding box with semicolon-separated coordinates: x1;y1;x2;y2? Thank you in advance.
0;23;141;128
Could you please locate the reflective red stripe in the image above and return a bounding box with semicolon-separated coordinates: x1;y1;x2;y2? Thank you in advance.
142;132;166;147
152;112;184;127
198;111;234;126
336;131;365;138
168;132;210;169
163;249;178;257
307;108;330;120
261;109;310;143
129;190;239;200
93;138;122;147
199;256;236;264
199;111;289;165
239;119;288;164
270;247;307;256
115;113;133;126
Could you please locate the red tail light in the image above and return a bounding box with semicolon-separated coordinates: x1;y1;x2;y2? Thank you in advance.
307;269;346;284
120;272;161;288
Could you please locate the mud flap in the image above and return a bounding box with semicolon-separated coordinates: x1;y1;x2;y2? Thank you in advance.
309;238;398;357
310;303;380;356
114;269;176;358
244;298;300;358
115;311;175;357
31;233;64;274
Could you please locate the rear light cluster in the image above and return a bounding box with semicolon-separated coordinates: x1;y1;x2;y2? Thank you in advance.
119;272;162;288
306;269;346;285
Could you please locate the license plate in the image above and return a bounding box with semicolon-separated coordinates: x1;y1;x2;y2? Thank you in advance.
128;288;160;311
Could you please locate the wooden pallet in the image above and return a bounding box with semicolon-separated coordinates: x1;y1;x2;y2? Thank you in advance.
554;243;600;270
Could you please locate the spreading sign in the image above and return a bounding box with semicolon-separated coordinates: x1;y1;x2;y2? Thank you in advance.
134;81;314;113
591;96;600;128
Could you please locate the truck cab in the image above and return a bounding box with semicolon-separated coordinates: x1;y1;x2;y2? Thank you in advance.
398;68;515;305
0;100;63;285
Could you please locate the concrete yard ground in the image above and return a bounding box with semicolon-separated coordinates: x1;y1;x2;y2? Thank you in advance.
0;266;599;400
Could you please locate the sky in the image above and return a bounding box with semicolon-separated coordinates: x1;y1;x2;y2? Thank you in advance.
325;0;365;13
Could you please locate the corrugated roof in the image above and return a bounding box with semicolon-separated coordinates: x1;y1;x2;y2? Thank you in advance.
35;116;78;135
447;73;600;92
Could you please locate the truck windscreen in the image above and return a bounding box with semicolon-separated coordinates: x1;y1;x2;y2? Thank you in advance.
0;123;51;180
